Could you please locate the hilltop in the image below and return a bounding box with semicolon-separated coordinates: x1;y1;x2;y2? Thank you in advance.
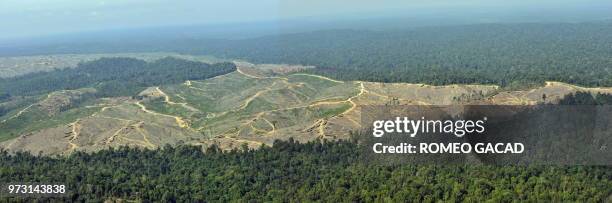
1;59;611;155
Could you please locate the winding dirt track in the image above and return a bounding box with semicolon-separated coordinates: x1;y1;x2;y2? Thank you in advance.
232;66;365;137
7;62;610;155
155;87;199;111
67;119;81;152
134;101;189;129
1;103;35;124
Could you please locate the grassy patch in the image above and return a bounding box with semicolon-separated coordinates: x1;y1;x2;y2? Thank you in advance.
143;99;194;118
0;106;101;142
287;74;340;89
314;103;351;118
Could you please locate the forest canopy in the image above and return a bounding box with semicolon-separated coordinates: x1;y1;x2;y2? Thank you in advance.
2;23;611;88
0;57;236;98
1;139;611;202
188;23;612;88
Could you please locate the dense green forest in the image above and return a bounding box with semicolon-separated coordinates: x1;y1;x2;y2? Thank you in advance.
0;57;236;98
3;23;612;88
1;139;610;202
558;91;612;105
190;23;612;88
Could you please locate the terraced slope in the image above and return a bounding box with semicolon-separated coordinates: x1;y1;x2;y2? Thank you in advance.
1;62;611;155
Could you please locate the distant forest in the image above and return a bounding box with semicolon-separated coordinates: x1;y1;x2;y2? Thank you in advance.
192;23;612;88
3;22;611;88
0;57;236;98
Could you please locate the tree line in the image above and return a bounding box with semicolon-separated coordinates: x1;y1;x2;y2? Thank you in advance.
557;91;612;105
3;23;612;88
0;139;610;202
189;23;612;88
0;57;236;98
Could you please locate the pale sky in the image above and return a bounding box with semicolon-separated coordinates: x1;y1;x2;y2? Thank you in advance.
1;0;611;40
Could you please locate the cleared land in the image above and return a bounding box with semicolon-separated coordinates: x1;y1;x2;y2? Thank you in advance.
1;61;611;155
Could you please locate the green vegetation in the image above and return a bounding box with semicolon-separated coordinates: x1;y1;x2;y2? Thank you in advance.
0;96;40;119
0;57;235;142
558;91;612;105
0;106;101;142
1;139;610;202
0;53;229;78
0;107;7;118
143;98;194;118
316;103;351;118
0;57;236;98
0;92;9;102
0;23;610;201
187;23;612;88
4;23;612;89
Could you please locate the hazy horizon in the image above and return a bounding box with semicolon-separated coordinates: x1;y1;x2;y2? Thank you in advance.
2;0;612;42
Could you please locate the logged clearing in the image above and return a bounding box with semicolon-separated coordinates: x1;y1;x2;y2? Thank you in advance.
1;61;610;155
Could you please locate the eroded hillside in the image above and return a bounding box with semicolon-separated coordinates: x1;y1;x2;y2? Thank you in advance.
1;62;611;155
